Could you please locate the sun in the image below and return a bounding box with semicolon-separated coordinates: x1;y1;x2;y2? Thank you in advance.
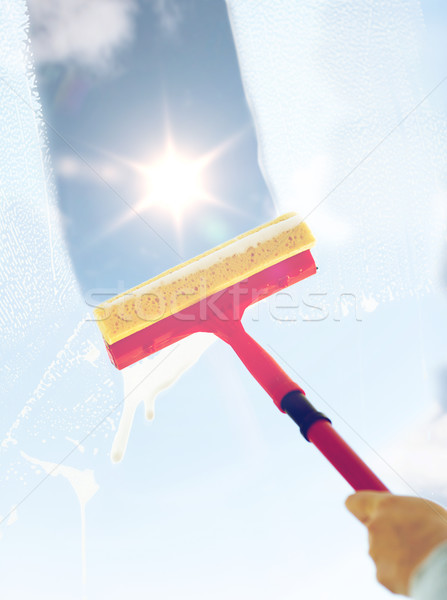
93;130;246;246
140;149;205;216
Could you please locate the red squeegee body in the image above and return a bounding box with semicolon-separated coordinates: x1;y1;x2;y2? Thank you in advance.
106;250;316;371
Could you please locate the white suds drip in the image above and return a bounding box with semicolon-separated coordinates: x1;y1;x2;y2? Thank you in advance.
111;333;215;463
21;452;99;597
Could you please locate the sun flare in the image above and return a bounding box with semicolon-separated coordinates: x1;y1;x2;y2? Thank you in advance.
137;148;209;219
96;130;246;245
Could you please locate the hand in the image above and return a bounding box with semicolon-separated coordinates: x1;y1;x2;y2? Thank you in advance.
345;491;447;596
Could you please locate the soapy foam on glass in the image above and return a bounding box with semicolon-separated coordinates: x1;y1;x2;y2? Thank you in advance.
95;213;315;345
226;0;445;307
0;0;118;552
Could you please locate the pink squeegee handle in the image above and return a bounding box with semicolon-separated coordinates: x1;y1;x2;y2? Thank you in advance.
212;319;389;493
306;420;389;492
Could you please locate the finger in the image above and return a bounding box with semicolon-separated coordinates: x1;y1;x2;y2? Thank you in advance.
376;558;408;596
345;491;391;524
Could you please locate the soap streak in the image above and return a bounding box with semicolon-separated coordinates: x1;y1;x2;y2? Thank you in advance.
21;452;99;598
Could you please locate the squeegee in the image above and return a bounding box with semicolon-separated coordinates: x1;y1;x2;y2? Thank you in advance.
95;212;388;492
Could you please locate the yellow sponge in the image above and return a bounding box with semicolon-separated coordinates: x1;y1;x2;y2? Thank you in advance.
94;212;315;345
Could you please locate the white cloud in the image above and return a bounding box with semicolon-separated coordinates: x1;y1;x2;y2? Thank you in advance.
55;155;123;185
27;0;137;70
385;404;447;501
151;0;183;35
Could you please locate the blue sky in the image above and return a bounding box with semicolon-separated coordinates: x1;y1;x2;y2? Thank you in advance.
1;1;447;599
34;0;271;293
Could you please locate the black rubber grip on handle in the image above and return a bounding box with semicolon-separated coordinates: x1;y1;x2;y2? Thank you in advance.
281;390;332;441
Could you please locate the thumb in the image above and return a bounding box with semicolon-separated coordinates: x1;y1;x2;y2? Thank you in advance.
345;491;391;525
